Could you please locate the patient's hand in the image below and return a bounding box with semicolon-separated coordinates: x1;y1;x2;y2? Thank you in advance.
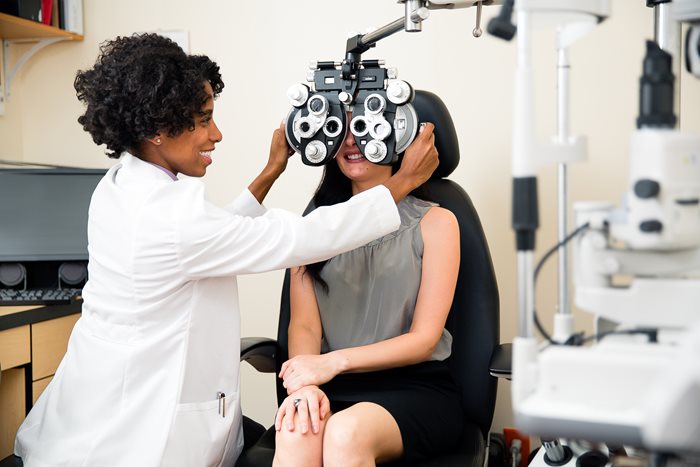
280;354;342;394
275;385;329;435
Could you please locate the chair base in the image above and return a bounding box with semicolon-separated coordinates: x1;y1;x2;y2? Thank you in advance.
0;455;22;467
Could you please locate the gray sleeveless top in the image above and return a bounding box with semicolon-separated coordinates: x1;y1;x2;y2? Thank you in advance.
315;195;453;361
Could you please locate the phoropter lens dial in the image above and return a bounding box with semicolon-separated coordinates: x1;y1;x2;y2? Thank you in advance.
323;116;343;138
369;118;392;141
350;115;370;137
307;95;328;115
364;93;386;115
364;140;388;163
287;84;310;107
305;140;328;164
295;116;317;139
386;80;413;105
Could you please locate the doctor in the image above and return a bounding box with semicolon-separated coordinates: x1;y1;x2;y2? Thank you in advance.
13;33;438;467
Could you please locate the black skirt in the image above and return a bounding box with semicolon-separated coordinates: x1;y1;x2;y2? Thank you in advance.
320;360;464;463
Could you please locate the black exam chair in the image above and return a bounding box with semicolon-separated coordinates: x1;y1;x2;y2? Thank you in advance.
236;90;501;467
0;455;20;466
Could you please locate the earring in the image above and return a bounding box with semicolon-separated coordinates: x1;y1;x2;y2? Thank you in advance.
155;138;162;144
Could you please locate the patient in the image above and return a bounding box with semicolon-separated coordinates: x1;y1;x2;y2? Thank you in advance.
273;125;463;466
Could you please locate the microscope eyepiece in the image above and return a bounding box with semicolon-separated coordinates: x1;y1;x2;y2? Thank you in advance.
637;40;677;129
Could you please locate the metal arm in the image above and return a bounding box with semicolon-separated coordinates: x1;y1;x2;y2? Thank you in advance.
342;3;430;80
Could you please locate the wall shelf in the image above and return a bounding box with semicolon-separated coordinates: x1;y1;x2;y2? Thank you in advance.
0;12;83;41
0;12;83;115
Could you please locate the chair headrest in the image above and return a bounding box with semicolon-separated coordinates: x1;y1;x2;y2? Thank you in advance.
413;90;460;179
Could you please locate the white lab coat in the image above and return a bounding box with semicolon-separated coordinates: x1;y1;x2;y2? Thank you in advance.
14;153;400;467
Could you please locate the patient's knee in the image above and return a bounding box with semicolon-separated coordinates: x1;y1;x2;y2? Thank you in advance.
274;420;325;467
323;410;367;455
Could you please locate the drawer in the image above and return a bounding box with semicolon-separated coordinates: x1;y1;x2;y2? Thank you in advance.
32;313;80;381
0;368;26;459
32;375;53;404
0;325;30;370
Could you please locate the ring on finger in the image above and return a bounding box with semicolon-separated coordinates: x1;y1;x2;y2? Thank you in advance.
293;398;303;408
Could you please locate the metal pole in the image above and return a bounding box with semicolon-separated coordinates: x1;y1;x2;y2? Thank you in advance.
557;46;571;316
513;10;536;339
518;252;535;337
654;3;682;126
360;18;406;46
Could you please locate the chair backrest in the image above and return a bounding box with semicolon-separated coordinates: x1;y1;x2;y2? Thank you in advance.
275;90;500;439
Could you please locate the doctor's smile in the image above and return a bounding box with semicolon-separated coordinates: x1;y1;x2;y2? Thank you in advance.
200;149;215;165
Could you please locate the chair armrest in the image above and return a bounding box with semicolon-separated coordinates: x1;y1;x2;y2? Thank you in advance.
489;343;512;379
241;337;278;373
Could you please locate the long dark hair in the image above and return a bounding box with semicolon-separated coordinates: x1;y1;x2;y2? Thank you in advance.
305;156;431;292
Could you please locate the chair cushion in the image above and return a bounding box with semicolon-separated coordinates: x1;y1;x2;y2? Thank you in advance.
422;178;500;438
234;426;275;467
413;91;460;180
242;416;267;451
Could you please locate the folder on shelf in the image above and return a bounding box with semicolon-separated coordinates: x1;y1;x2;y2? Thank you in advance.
41;0;52;25
0;0;42;23
57;0;64;29
51;0;59;27
60;0;82;34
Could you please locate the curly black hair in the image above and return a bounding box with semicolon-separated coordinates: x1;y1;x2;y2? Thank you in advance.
74;33;224;158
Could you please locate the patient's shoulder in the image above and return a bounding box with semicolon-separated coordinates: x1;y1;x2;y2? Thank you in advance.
420;206;459;240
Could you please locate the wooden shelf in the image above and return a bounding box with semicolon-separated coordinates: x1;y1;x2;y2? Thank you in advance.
0;10;83;112
0;12;82;41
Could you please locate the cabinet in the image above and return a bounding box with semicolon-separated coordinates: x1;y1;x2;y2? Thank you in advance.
0;305;80;459
0;11;83;114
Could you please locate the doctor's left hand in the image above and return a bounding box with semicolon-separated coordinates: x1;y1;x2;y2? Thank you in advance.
279;353;343;394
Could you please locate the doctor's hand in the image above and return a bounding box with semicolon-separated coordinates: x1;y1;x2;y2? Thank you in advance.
266;122;295;178
384;122;439;203
248;123;296;204
275;385;330;435
279;353;344;394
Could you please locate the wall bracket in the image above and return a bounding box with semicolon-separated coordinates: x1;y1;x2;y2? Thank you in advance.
1;36;68;115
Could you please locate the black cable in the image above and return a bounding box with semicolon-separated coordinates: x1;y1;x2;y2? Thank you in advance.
534;223;590;281
532;222;591;344
533;307;557;345
532;222;660;347
578;327;658;345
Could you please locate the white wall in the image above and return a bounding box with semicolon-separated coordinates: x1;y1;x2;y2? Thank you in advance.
1;0;699;435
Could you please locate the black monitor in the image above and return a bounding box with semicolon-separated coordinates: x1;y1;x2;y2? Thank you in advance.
0;168;106;288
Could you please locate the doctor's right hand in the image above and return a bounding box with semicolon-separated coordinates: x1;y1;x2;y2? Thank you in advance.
248;123;296;204
275;385;330;435
265;122;296;178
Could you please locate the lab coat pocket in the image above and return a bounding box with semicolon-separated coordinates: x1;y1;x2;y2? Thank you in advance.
161;391;240;467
